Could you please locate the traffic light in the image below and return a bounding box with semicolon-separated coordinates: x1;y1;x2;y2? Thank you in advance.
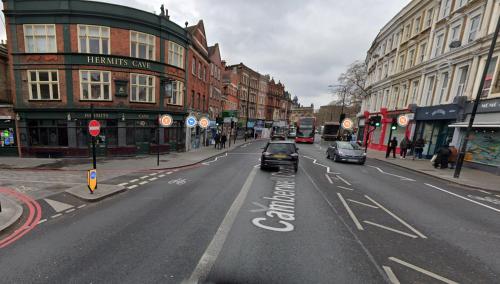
369;116;381;127
391;118;397;130
216;117;223;125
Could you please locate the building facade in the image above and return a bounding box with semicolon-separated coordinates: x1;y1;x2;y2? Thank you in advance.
361;0;500;174
0;42;16;156
3;0;189;157
208;43;223;120
289;105;314;125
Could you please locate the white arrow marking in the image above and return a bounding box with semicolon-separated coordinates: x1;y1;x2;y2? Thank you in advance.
44;198;74;213
303;155;340;174
368;165;415;181
250;202;269;212
203;153;228;165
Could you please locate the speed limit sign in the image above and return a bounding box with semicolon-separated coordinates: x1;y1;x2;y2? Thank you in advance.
159;114;173;127
341;118;354;130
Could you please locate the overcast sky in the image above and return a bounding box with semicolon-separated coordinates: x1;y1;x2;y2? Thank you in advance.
1;0;408;108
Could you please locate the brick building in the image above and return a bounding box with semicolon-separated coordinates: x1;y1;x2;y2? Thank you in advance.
267;78;285;122
222;61;239;113
208;43;223;120
0;42;16;155
3;0;189;157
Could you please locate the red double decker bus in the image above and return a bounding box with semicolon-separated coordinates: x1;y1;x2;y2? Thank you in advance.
295;117;316;143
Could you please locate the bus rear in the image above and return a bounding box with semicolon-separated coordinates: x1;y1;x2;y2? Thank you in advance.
295;117;316;143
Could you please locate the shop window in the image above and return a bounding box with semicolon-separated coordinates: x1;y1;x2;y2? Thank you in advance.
466;129;500;167
76;120;90;148
482;57;498;98
130;31;155;60
28;70;60;100
24;24;56;53
130;74;155;103
126;121;136;145
105;120;118;146
27;120;68;147
80;70;111;101
168;41;185;69
78;25;110;54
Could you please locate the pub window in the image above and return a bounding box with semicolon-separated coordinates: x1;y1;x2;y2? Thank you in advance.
78;25;110;54
130;73;155;103
28;70;60;100
23;24;56;53
168;41;185;69
80;70;111;101
27;120;68;147
130;31;155;60
168;81;184;106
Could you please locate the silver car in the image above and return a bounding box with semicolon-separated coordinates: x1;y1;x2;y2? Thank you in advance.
326;141;366;165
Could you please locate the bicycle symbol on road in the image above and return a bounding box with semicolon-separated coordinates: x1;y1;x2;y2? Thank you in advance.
168;178;187;185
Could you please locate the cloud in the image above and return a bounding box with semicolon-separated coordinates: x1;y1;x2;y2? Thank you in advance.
1;0;408;108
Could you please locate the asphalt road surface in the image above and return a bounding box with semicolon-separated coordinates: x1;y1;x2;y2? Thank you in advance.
0;138;499;283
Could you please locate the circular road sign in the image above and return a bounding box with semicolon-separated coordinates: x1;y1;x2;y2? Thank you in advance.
397;115;409;127
199;117;210;129
341;118;354;130
186;116;197;128
88;120;101;137
159;114;173;127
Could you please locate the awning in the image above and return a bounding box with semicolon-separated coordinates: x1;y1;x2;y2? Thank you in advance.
448;122;500;128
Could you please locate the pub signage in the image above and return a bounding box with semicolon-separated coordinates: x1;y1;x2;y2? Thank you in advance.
415;104;460;121
69;54;164;72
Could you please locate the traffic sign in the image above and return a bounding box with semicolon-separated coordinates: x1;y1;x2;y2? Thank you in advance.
397;115;409;127
341;118;354;130
186;116;197;128
159;114;173;127
87;169;97;193
199;117;210;129
88;120;101;137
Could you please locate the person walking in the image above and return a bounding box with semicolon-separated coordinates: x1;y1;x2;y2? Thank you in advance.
386;137;398;158
413;137;425;160
399;136;409;159
433;144;451;169
214;132;220;150
448;144;458;169
221;132;227;149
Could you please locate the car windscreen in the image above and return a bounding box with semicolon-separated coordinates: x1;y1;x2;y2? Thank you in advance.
336;142;360;150
266;143;296;154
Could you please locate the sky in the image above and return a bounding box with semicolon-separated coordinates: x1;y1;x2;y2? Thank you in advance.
0;0;408;108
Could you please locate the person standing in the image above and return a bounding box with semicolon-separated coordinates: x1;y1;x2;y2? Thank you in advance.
214;132;220;150
386;137;398;158
434;144;451;169
413;137;425;160
221;132;227;149
448;144;458;169
399;136;409;159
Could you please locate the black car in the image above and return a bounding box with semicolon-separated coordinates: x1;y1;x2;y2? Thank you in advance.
261;141;299;172
326;141;366;165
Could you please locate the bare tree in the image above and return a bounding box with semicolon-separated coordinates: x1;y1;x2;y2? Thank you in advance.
330;60;367;108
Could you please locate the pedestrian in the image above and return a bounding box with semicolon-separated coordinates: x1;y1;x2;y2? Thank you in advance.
386;137;398;158
399;136;410;159
413;137;425;160
433;144;451;169
214;132;220;150
234;128;237;144
221;132;227;149
448;144;458;169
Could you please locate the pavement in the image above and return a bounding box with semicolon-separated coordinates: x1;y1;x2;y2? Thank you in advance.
0;137;499;283
367;149;500;192
0;192;23;233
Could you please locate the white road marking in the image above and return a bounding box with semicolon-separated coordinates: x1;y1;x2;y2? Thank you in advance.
139;181;148;185
302;155;340;174
38;219;47;224
168;178;187;185
337;186;354;191
187;167;258;283
364;221;418;238
389;257;458;284
65;208;75;213
348;199;378;208
77;204;87;209
43;198;74;213
118;182;128;186
130;179;139;183
149;177;158;181
425;183;500;213
496;195;500;198
51;213;62;219
325;174;333;184
149;172;158;176
254;164;261;168
365;195;427;239
477;189;490;195
203;152;229;165
139;176;149;179
336;175;352;186
158;174;166;178
250;201;269;213
127;185;138;189
167;171;173;175
382;266;400;284
368;165;415;181
338;193;364;230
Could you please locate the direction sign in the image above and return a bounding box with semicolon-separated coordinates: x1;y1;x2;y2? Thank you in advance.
397;115;409;127
199;117;210;129
341;118;354;130
159;114;173;127
186;116;197;128
88;120;101;137
87;169;97;193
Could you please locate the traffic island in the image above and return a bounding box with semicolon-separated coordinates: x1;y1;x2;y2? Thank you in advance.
66;184;126;202
0;194;23;233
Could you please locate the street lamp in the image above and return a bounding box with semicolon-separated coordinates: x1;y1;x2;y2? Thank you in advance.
157;78;173;166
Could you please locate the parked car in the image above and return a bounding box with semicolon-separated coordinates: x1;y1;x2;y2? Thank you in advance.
326;141;366;165
288;130;297;139
271;127;287;140
261;141;299;172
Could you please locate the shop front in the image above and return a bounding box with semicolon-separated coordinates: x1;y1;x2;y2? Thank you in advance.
364;108;413;153
0;115;17;156
413;104;460;158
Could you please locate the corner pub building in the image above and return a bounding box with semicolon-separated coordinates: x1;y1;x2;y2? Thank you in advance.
2;0;190;157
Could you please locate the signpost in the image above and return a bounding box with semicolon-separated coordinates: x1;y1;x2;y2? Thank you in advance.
199;117;209;129
186;116;197;128
341;118;354;130
88;107;100;170
159;114;173;127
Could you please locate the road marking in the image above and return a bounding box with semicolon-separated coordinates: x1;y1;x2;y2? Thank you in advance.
325;174;333;184
127;185;138;189
425;183;500;213
337;186;354;191
77;204;86;209
38;219;47;224
336;175;351;186
368;165;415;181
254;164;261;168
139;181;148;185
203;152;229;165
51;213;62;219
338;193;363;230
496;195;500;198
65;208;75;213
302;155;340;174
389;257;458;284
130;179;139;183
149;177;158;181
43;198;74;213
118;182;128;186
348;199;378;208
364;220;418;238
168;178;187;185
149;172;158;176
139;176;149;179
187;167;258;283
158;174;166;178
250;201;269;213
477;189;490;195
167;171;173;175
382;266;400;284
365;195;427;239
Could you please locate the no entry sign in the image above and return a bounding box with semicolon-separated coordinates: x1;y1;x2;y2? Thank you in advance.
88;120;101;137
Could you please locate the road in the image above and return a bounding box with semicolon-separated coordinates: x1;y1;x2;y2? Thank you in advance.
1;138;499;283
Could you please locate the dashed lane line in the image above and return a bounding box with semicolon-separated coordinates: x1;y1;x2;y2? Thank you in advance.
348;199;378;208
425;183;500;214
338;193;364;230
368;165;415;181
167;171;173;175
382;266;400;284
158;174;166;178
337;186;354;191
363;220;418;239
130;179;139;183
118;182;128;186
77;204;87;209
389;257;458;284
336;175;352;186
65;208;75;213
149;177;158;181
139;176;149;179
496;195;500;198
38;219;47;224
365;195;427;239
149;172;158;176
127;185;138;190
139;181;148;185
302;155;340;174
51;213;62;219
325;174;333;184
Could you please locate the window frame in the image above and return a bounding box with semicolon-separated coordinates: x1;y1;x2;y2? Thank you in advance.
168;41;185;69
27;70;60;100
130;73;156;103
130;30;156;60
467;11;482;43
23;24;57;53
168;80;184;106
79;70;112;101
433;30;445;58
77;24;110;55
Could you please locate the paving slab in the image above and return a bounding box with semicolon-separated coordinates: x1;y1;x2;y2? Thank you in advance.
0;194;23;232
66;184;126;202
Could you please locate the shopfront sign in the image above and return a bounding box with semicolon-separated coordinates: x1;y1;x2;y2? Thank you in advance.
115;80;128;97
415;104;460;120
69;54;164;72
465;98;500;114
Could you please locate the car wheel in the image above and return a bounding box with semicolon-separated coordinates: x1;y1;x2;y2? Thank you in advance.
260;163;267;170
358;161;365;165
294;163;298;172
333;153;339;162
326;151;330;159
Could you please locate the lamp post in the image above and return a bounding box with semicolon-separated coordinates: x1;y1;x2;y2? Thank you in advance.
245;80;250;142
157;79;173;166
